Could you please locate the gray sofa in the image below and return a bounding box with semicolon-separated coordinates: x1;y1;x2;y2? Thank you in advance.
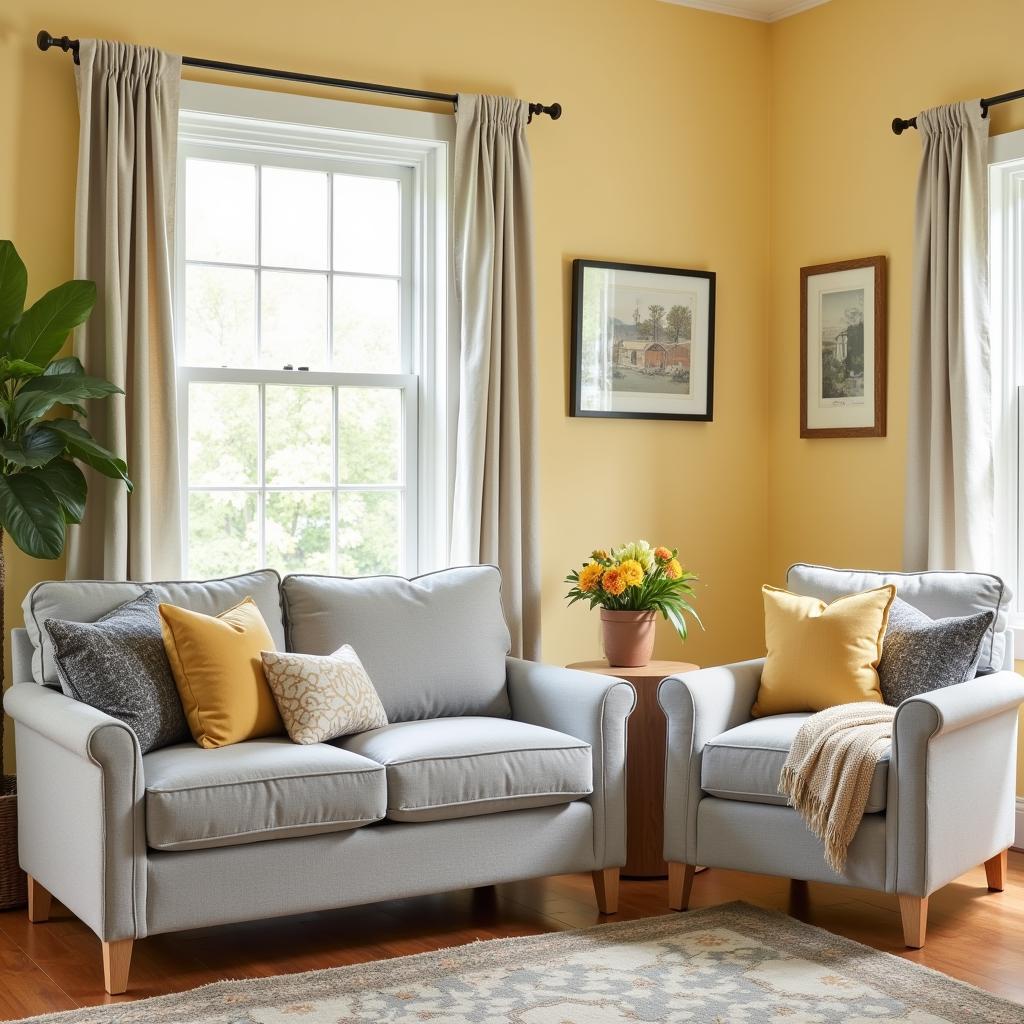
660;564;1024;949
3;566;635;994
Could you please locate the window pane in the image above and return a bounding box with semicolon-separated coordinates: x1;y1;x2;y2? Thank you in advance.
333;175;400;275
186;159;256;264
261;166;329;271
260;271;328;369
188;491;258;577
188;383;258;485
265;386;332;486
266;491;331;574
185;265;256;367
332;275;400;372
338;490;400;575
339;388;401;485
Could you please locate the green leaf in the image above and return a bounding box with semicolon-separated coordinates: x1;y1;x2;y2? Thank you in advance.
44;418;132;491
44;356;86;377
0;357;44;385
28;459;87;524
0;427;64;468
10;280;96;367
13;373;122;424
0;473;66;558
0;242;27;334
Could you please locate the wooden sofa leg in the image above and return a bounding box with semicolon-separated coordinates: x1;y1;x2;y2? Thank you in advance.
592;868;620;914
898;895;928;949
668;862;696;912
102;939;134;995
27;876;52;923
985;849;1008;891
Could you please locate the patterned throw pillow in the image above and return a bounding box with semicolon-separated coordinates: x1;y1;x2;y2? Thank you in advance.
261;646;389;745
878;597;994;706
44;590;191;754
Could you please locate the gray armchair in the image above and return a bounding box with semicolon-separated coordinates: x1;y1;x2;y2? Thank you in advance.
659;564;1024;948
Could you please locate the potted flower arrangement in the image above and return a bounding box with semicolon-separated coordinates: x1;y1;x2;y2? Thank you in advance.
565;541;701;667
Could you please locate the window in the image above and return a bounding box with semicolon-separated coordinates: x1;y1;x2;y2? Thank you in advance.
175;83;452;579
990;129;1024;649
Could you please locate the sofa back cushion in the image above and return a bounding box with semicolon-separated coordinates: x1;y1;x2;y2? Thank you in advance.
786;563;1011;674
23;570;285;687
282;566;511;722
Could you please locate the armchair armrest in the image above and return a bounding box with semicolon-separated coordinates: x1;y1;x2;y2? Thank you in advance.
506;657;635;867
890;670;1024;896
658;658;764;864
3;683;147;941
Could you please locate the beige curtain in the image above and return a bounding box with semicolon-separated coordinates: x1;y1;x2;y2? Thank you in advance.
904;101;994;572
451;94;540;659
68;39;182;581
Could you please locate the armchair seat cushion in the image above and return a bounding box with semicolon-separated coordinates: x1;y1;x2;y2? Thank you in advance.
336;717;593;822
143;738;386;851
701;713;889;813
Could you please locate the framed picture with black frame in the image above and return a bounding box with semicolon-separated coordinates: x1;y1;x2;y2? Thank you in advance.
570;258;716;422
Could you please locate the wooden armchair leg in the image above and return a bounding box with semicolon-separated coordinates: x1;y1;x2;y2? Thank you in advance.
985;849;1008;891
898;894;928;949
102;939;134;995
27;876;52;923
668;862;696;911
592;867;620;914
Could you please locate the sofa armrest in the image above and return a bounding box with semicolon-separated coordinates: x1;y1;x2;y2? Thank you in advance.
506;658;635;867
658;658;764;865
890;670;1024;896
3;683;147;940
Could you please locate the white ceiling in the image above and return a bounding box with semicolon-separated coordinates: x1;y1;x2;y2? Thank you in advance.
659;0;832;22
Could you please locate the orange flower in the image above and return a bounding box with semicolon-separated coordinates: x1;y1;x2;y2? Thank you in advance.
665;558;683;580
602;567;627;596
654;546;672;562
578;562;603;593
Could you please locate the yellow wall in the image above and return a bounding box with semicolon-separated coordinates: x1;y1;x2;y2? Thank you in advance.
0;0;772;771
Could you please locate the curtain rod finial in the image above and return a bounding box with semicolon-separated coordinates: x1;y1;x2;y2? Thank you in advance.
36;30;53;51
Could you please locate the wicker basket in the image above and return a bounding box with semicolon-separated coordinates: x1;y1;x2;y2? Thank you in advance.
0;774;24;911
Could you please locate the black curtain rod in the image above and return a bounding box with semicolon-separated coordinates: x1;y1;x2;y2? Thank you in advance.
36;30;562;123
891;87;1024;135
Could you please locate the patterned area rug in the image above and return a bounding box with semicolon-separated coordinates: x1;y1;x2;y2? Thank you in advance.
14;901;1024;1023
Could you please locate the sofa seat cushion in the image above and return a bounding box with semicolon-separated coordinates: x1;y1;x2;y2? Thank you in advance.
336;717;593;822
701;714;889;814
143;738;386;851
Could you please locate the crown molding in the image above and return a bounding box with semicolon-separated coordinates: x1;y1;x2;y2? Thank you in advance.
658;0;832;23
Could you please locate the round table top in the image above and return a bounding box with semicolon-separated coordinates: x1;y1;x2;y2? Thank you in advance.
566;659;699;680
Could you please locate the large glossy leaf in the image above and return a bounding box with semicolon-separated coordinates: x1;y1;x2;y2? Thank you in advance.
0;242;27;335
10;280;96;368
44;356;85;377
0;473;66;559
0;427;64;468
0;357;43;385
13;373;122;424
29;459;87;524
44;418;132;491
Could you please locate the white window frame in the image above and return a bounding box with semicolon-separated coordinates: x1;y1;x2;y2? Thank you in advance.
174;81;455;577
990;128;1024;655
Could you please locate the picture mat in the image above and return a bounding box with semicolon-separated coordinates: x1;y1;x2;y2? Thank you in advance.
805;266;876;430
578;266;711;416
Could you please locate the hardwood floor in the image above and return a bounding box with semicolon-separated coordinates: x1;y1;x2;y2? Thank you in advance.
0;853;1023;1019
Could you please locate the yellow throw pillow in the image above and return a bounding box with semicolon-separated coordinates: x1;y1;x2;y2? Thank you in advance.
159;597;283;748
752;584;896;718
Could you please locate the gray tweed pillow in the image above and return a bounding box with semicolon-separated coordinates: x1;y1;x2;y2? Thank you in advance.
878;597;994;706
44;590;191;753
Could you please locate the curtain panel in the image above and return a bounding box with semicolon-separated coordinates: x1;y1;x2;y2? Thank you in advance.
68;39;183;581
904;101;994;573
451;94;540;659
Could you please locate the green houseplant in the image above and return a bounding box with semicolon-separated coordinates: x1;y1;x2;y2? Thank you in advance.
0;239;131;909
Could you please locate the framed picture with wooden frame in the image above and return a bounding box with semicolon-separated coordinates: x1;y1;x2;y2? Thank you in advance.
800;255;887;438
570;259;715;421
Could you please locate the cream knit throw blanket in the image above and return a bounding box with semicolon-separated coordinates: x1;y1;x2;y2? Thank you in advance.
779;702;896;873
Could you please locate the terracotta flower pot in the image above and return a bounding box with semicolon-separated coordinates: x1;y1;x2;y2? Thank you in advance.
600;609;657;667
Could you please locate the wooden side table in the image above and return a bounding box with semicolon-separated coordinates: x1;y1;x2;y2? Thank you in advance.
568;659;698;879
